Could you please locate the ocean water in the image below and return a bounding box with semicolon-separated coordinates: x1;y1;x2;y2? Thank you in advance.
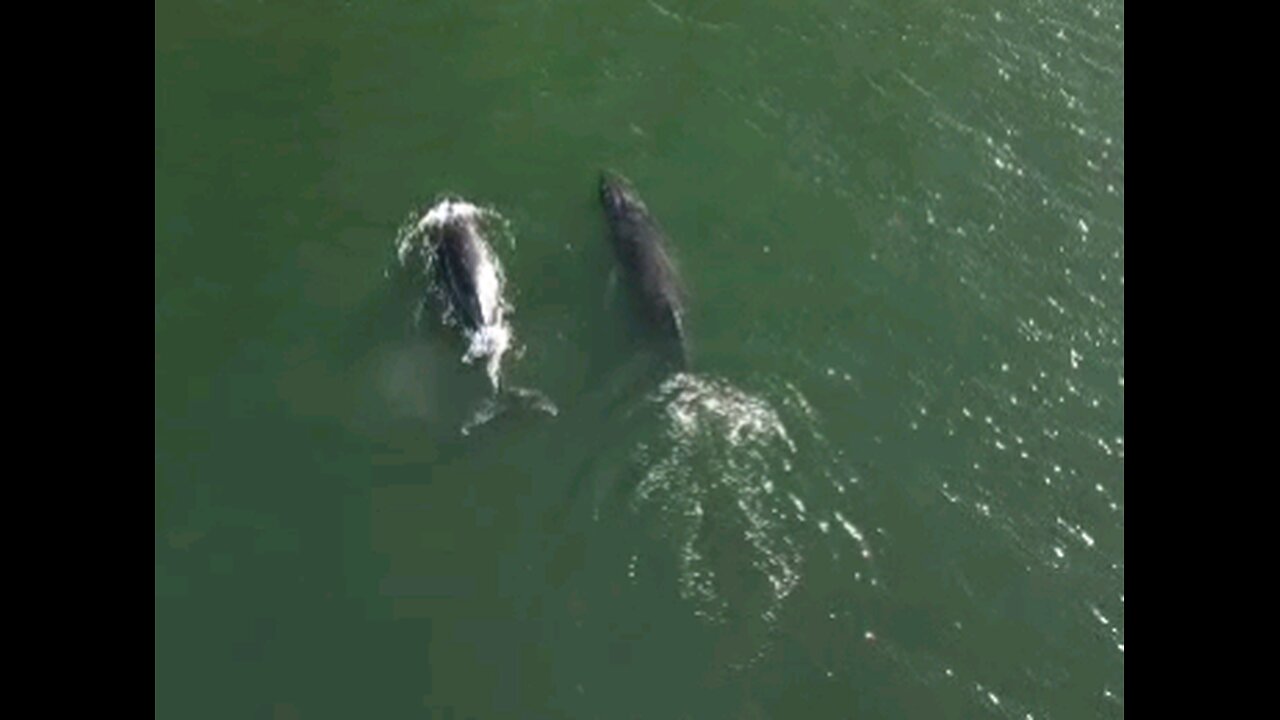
155;1;1123;717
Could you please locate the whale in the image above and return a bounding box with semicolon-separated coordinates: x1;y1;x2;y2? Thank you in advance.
410;200;512;391
433;212;502;334
395;198;558;432
599;171;689;367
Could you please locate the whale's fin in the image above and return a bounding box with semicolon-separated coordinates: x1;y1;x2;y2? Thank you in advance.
664;307;690;369
604;267;619;309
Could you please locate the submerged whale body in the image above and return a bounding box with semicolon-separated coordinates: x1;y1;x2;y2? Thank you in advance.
600;171;689;367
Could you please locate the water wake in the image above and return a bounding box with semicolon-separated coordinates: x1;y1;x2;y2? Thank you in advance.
628;372;804;664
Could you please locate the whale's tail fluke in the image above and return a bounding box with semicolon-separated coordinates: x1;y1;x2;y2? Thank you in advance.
460;384;559;436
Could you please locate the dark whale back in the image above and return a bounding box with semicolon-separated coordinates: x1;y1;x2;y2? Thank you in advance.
434;218;491;331
600;171;688;366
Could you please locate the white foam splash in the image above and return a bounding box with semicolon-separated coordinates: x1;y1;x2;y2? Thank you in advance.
417;198;486;235
462;305;511;390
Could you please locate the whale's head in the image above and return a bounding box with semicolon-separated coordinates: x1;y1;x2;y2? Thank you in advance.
600;170;646;220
